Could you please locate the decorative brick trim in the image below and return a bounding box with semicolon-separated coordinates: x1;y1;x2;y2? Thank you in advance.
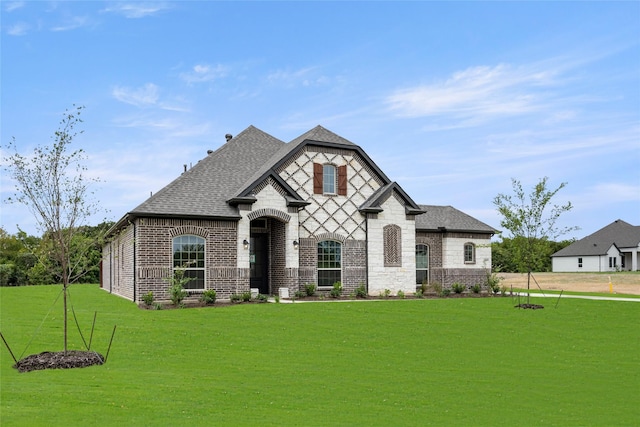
383;224;402;267
247;208;291;223
314;232;346;243
168;225;209;238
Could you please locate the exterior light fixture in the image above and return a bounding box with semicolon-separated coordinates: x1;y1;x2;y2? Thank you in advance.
243;239;249;250
293;240;299;249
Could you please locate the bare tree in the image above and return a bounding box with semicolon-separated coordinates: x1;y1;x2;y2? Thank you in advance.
3;105;102;352
493;177;578;295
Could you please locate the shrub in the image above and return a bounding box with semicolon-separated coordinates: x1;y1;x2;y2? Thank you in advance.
415;289;424;299
420;279;429;294
142;291;154;307
429;282;442;295
230;293;242;303
441;288;451;297
452;283;465;294
397;290;405;299
471;284;481;294
294;290;305;299
241;291;252;302
153;302;163;310
304;283;317;297
355;283;367;298
330;281;343;298
200;289;217;305
254;293;268;303
487;270;502;294
165;268;192;307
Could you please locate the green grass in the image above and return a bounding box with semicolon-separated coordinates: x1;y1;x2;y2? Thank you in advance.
512;289;640;299
1;285;639;426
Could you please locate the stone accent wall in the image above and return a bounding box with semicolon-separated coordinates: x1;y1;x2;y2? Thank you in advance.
367;194;416;296
279;147;382;241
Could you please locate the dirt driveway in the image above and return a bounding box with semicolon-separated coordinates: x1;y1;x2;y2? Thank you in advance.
499;272;640;295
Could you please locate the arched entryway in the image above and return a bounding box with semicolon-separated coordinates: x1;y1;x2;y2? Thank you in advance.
248;215;289;295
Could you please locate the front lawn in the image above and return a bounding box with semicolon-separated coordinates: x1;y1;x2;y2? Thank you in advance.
1;285;638;426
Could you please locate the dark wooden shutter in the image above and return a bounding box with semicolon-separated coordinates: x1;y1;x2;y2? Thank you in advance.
338;165;347;195
313;163;323;194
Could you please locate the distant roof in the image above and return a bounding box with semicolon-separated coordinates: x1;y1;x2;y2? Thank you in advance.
551;219;640;257
415;205;497;234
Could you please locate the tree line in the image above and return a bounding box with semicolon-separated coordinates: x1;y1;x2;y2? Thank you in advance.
0;222;113;286
491;237;573;273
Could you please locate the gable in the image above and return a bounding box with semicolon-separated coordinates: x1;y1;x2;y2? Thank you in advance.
552;219;640;257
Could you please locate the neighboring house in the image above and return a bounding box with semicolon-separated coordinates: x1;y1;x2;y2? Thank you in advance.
551;219;640;272
102;125;496;303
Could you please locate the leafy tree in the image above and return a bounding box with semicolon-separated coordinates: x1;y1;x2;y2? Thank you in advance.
492;237;574;272
493;177;578;292
0;228;39;286
3;105;103;351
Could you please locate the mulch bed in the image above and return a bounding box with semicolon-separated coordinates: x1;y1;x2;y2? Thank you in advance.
515;303;545;309
14;350;104;373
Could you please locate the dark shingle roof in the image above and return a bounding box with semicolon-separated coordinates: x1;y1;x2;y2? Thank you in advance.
551;219;640;257
129;125;285;219
234;125;361;198
415;205;497;234
359;182;425;215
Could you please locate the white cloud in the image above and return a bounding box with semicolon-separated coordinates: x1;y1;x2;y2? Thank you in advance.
385;63;557;120
180;64;229;84
51;15;90;32
112;83;160;107
6;22;30;36
267;67;329;88
101;2;171;18
4;1;25;12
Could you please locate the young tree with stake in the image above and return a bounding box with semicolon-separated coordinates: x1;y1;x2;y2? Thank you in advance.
3;105;102;352
493;177;578;297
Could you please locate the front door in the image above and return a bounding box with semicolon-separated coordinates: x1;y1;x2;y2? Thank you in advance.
250;233;269;294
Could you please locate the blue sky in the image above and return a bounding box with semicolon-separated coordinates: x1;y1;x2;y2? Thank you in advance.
2;1;639;241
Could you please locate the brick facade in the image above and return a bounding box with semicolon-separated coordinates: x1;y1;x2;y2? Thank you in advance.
102;217;245;302
102;128;494;303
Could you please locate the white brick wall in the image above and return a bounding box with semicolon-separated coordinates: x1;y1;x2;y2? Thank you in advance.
367;194;416;295
443;237;491;269
239;183;300;269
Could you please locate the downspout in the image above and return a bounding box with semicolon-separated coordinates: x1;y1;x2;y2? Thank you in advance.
133;220;137;302
365;214;369;293
109;244;113;293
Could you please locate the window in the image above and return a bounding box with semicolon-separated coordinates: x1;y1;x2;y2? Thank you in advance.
578;257;582;268
172;235;205;290
609;257;617;268
323;164;336;194
464;243;475;264
384;224;402;267
317;240;341;288
313;163;347;195
416;244;429;285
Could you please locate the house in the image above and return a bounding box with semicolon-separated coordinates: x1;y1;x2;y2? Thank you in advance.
101;125;496;303
551;219;640;272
